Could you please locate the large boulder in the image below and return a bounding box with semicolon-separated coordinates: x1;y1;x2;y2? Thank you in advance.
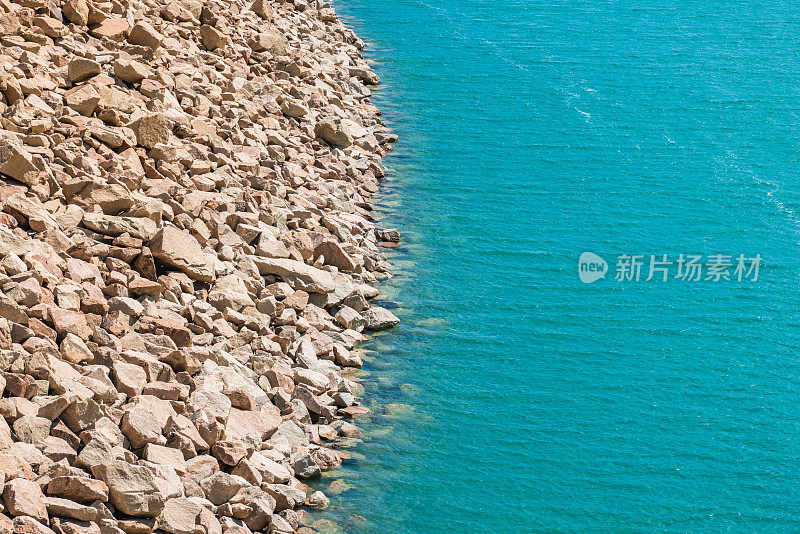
149;226;216;283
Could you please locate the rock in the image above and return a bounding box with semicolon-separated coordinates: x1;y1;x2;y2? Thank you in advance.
145;444;186;475
95;461;165;517
251;0;273;19
335;306;365;331
290;450;320;479
315;240;357;271
224;407;280;443
159;497;201;534
68;182;133;215
128;21;164;49
91;17;129;40
254;258;335;293
149;227;215;283
200;25;226;50
63;0;89;25
199;472;243;506
249;31;288;55
43;497;98;522
362;306;400;331
131;114;169;149
0;139;40;185
11;516;55;534
305;491;329;509
59;333;92;364
12;416;50;444
3;478;47;523
121;405;162;449
33;16;67;38
112;58;152;84
64;84;100;116
314;117;367;147
112;361;147;398
67;59;101;83
46;477;108;503
83;213;157;241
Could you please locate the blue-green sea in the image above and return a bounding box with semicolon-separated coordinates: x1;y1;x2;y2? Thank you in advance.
314;1;800;532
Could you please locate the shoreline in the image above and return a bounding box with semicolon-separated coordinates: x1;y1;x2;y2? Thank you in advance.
0;0;400;532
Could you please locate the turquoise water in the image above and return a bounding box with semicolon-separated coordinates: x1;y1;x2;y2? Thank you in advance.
316;1;800;532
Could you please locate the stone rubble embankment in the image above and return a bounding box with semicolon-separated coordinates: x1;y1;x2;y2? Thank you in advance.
0;0;401;531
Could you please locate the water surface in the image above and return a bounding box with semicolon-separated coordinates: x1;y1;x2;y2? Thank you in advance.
317;1;800;532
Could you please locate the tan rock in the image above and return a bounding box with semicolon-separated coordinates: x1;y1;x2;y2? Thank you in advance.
149;226;215;283
95;461;165;517
59;333;92;364
12;416;51;444
254;257;335;293
158;497;201;534
90;17;129;40
199;24;226;50
128;21;164;49
43;497;98;522
131;114;169;149
67;182;133;215
113;58;152;84
249;30;288;55
47;476;109;503
63;0;89;25
33;16;67;38
314;117;368;147
224;406;281;443
362;306;400;331
0;139;40;186
112;360;147;398
67;58;101;83
145;444;186;475
82;213;157;241
64;84;100;116
251;0;273;19
3;478;47;523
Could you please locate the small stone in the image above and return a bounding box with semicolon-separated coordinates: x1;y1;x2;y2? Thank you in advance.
314;117;367;147
47;476;108;503
59;333;92;364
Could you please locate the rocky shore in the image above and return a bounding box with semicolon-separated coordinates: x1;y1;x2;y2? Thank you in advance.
0;0;400;532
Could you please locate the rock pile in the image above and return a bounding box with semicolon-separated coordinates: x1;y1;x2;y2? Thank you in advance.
0;0;401;531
